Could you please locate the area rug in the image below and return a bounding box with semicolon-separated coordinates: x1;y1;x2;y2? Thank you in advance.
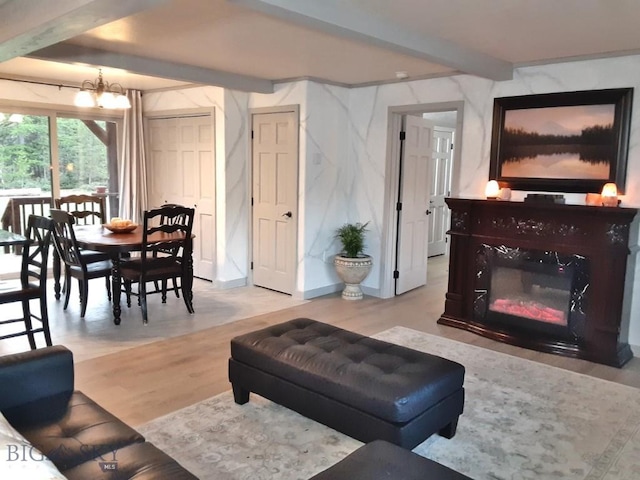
138;327;640;480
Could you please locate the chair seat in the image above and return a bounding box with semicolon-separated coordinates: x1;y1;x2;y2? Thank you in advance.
120;261;183;283
0;283;42;303
68;260;112;278
78;249;110;263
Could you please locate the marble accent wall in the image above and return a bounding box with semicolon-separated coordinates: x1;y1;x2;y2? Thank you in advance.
3;54;640;344
143;86;251;288
345;55;640;344
301;82;350;295
250;81;351;297
0;79;79;108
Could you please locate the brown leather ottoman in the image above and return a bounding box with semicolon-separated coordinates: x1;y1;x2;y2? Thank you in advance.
229;318;465;449
309;440;473;480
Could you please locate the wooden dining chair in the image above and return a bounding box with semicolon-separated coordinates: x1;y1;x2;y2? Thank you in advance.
154;203;190;299
120;205;195;324
54;194;107;225
53;194;111;301
49;209;112;318
0;215;54;349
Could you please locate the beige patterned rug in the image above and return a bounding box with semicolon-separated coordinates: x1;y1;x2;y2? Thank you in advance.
139;327;640;480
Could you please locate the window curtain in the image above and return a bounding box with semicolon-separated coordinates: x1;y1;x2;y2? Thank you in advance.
118;89;147;223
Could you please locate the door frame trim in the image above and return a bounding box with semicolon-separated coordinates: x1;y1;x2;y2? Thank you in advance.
248;104;300;293
381;101;464;298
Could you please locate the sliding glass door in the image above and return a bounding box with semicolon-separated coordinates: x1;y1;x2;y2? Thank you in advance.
56;116;119;218
0;109;120;275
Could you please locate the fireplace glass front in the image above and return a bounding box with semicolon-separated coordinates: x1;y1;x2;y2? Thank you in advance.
474;244;589;340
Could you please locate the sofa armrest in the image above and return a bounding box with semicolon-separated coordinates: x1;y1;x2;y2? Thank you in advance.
0;345;74;427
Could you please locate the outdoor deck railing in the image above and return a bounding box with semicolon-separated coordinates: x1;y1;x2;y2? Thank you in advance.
1;196;52;254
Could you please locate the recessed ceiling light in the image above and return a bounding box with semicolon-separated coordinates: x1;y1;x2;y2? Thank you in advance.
395;71;409;79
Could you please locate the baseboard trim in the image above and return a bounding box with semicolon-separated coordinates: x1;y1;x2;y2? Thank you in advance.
301;283;342;299
215;277;247;289
299;283;382;300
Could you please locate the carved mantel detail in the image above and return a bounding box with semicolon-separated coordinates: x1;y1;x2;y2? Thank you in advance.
488;216;585;239
605;223;629;245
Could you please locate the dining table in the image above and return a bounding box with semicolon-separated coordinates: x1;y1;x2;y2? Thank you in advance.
55;224;194;325
0;228;27;248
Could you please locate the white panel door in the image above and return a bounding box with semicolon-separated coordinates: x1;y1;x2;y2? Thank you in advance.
146;115;215;281
252;111;298;295
396;115;433;295
428;127;454;257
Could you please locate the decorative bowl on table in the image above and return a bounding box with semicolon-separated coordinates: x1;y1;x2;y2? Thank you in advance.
103;220;137;233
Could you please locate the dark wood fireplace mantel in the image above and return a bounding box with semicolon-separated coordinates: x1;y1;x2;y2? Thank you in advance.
439;197;638;367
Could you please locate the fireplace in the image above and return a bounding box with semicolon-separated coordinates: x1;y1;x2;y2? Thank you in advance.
439;198;637;367
474;244;589;340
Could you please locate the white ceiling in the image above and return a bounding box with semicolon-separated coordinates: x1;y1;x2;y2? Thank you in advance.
1;0;640;93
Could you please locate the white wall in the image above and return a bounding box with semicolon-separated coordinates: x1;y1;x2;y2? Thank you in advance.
4;55;639;344
143;86;251;289
344;55;640;344
249;81;351;297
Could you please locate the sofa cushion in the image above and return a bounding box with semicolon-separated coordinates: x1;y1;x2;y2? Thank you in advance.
0;411;66;479
231;318;465;423
0;346;74;428
19;392;145;471
62;442;198;480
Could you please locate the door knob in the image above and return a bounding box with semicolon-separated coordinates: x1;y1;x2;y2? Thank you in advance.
426;210;432;215
282;211;292;218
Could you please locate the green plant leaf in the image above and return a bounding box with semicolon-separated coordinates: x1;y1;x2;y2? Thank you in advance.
335;221;369;258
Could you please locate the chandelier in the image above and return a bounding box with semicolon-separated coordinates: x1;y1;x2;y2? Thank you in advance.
74;69;131;109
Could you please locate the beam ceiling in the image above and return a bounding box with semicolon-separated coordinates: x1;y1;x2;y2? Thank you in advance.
229;0;514;81
27;43;275;94
0;0;169;63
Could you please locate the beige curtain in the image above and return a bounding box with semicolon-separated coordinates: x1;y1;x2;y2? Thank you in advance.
118;90;147;223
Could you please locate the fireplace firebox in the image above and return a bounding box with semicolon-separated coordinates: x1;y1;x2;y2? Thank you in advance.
474;244;589;341
439;198;637;367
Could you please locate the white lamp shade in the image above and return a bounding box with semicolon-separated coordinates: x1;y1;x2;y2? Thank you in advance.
114;94;131;109
75;90;95;107
97;91;116;109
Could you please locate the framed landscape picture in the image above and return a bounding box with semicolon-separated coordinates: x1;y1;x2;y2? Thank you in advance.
489;88;633;193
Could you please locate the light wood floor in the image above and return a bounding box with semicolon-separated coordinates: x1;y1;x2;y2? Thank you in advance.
72;256;640;428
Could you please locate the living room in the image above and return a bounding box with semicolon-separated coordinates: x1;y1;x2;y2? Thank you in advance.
1;1;640;479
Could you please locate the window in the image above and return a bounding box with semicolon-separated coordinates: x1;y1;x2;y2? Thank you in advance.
0;109;120;275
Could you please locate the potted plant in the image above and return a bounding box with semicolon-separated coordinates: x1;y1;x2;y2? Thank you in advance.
334;222;373;300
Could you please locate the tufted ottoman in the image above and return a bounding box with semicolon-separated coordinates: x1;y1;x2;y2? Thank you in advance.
228;318;465;449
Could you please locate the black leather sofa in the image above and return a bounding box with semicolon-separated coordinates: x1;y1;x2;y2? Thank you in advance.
0;345;197;479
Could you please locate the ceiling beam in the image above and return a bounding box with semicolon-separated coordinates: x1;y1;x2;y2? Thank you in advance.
27;43;275;94
0;0;170;63
229;0;513;81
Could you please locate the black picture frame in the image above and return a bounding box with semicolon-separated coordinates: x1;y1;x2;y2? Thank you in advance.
489;88;633;193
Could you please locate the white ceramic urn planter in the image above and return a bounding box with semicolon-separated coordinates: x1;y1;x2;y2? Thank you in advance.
334;254;373;300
